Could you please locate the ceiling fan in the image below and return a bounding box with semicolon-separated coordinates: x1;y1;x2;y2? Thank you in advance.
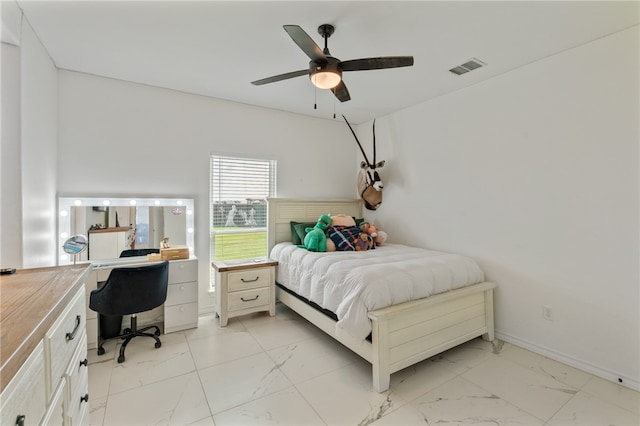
251;24;414;102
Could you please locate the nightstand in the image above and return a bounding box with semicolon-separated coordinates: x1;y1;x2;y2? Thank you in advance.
212;258;278;326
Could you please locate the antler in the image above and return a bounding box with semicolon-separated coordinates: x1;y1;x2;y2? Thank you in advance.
372;120;376;165
342;115;371;166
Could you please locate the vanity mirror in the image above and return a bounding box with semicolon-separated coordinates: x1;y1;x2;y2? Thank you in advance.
58;197;194;265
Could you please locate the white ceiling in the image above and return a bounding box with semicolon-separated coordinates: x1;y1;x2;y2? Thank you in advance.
13;1;640;124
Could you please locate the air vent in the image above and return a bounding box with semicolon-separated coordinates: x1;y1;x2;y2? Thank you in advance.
449;58;486;75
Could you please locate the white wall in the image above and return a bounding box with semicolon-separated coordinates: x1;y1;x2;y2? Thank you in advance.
1;42;23;268
0;2;23;268
57;71;358;313
20;19;59;267
0;2;59;269
363;27;639;388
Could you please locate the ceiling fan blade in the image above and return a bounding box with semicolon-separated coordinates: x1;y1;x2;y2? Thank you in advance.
340;56;414;71
251;69;308;86
283;25;326;63
331;81;351;102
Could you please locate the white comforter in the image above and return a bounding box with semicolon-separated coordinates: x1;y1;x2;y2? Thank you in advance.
270;243;485;341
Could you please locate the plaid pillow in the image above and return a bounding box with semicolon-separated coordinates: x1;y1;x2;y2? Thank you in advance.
327;226;375;251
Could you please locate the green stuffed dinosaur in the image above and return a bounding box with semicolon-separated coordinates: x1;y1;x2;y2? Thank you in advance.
302;214;332;252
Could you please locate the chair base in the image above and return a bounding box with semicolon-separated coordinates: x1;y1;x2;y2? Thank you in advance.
97;314;162;363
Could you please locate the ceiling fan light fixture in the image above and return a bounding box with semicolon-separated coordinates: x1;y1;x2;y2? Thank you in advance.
311;69;341;89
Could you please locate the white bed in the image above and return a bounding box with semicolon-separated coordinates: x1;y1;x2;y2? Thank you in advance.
268;198;496;392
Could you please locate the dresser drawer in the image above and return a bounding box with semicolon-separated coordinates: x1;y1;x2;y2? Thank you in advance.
40;379;65;426
66;363;89;426
228;287;271;311
69;401;89;426
0;341;47;426
228;267;272;292
164;302;198;330
65;333;89;426
166;281;198;306
65;333;88;402
168;260;197;284
44;287;86;398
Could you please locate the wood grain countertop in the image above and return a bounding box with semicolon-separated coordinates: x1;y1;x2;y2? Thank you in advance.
212;258;278;273
0;264;91;393
87;226;131;234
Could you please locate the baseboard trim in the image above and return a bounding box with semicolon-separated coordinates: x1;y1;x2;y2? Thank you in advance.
495;330;639;392
198;306;217;316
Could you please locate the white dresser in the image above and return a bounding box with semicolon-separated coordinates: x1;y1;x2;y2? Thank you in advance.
86;257;198;349
0;265;91;426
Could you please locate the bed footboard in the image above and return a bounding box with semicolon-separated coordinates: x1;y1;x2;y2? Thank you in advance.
277;281;496;393
368;282;496;392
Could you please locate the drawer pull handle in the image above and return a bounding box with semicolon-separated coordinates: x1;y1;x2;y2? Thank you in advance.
66;315;81;341
241;295;259;302
80;358;88;368
241;276;259;283
80;393;89;404
16;415;25;426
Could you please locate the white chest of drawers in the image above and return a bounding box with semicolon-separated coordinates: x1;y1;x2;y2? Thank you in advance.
0;265;91;426
165;258;199;333
212;259;277;326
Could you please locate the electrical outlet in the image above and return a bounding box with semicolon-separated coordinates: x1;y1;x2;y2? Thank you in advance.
543;305;553;321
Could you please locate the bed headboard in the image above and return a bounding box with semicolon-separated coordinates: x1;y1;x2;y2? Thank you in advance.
267;198;362;252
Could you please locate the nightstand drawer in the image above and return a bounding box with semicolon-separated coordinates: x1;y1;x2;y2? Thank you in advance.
228;267;271;291
228;287;271;311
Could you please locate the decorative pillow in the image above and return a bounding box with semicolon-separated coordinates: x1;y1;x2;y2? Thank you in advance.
353;217;365;226
290;221;316;245
327;226;375;251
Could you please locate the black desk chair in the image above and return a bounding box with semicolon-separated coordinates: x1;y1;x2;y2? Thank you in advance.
120;248;160;257
89;261;169;363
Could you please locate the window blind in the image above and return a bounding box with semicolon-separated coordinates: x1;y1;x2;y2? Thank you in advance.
210;155;276;289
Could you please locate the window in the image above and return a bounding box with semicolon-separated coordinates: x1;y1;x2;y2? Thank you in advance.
210;155;276;289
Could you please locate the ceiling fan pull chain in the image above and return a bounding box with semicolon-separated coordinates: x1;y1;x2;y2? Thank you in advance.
333;96;336;119
314;85;317;110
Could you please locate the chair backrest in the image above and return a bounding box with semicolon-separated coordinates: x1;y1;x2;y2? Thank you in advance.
120;248;160;258
89;261;169;316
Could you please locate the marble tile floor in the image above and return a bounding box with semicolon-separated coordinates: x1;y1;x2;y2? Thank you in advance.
88;303;639;426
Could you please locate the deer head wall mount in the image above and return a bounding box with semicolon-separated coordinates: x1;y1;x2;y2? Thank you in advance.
342;115;385;210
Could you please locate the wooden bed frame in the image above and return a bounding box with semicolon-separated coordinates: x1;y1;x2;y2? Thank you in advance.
267;198;496;392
